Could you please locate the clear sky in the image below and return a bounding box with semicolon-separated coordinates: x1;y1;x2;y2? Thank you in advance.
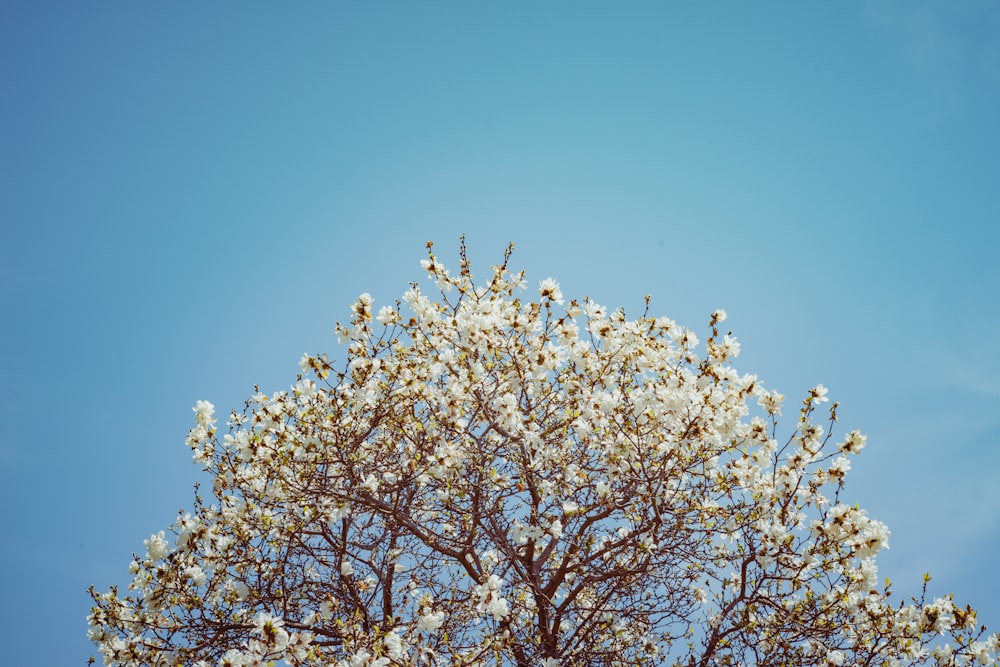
1;2;999;664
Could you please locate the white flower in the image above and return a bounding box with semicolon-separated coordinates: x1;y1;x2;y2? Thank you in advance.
376;305;399;325
839;430;867;454
193;400;216;427
340;561;354;576
232;581;250;600
971;640;992;665
418;607;445;632
344;649;387;667
583;300;606;319
420;257;450;283
351;293;373;321
144;531;169;561
721;334;740;357
486;596;510;620
931;643;954;665
474;574;511;620
511;521;545;545
758;390;785;416
253;612;289;649
825;649;845;665
219;649;247;667
184;565;207;586
828;455;851;479
383;630;407;660
539;278;564;305
292;379;317;402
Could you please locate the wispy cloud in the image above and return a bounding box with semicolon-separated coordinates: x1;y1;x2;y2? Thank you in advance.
946;361;1000;398
862;0;1000;112
864;1;959;74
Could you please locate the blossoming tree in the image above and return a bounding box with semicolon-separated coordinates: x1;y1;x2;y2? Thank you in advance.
89;243;998;667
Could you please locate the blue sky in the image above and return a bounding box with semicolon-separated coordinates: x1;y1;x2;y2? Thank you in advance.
1;2;999;664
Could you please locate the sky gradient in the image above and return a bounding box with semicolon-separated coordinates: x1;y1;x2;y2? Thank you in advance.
1;3;999;664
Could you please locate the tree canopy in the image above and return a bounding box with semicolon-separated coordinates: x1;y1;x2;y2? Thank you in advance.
89;243;998;667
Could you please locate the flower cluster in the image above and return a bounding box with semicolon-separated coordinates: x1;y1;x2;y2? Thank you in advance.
89;242;997;667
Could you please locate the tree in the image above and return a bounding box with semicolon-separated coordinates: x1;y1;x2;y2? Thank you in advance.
89;242;998;667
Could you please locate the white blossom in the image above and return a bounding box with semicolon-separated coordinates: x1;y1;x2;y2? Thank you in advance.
474;574;511;621
88;244;998;667
539;277;564;305
417;607;445;632
143;531;169;561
